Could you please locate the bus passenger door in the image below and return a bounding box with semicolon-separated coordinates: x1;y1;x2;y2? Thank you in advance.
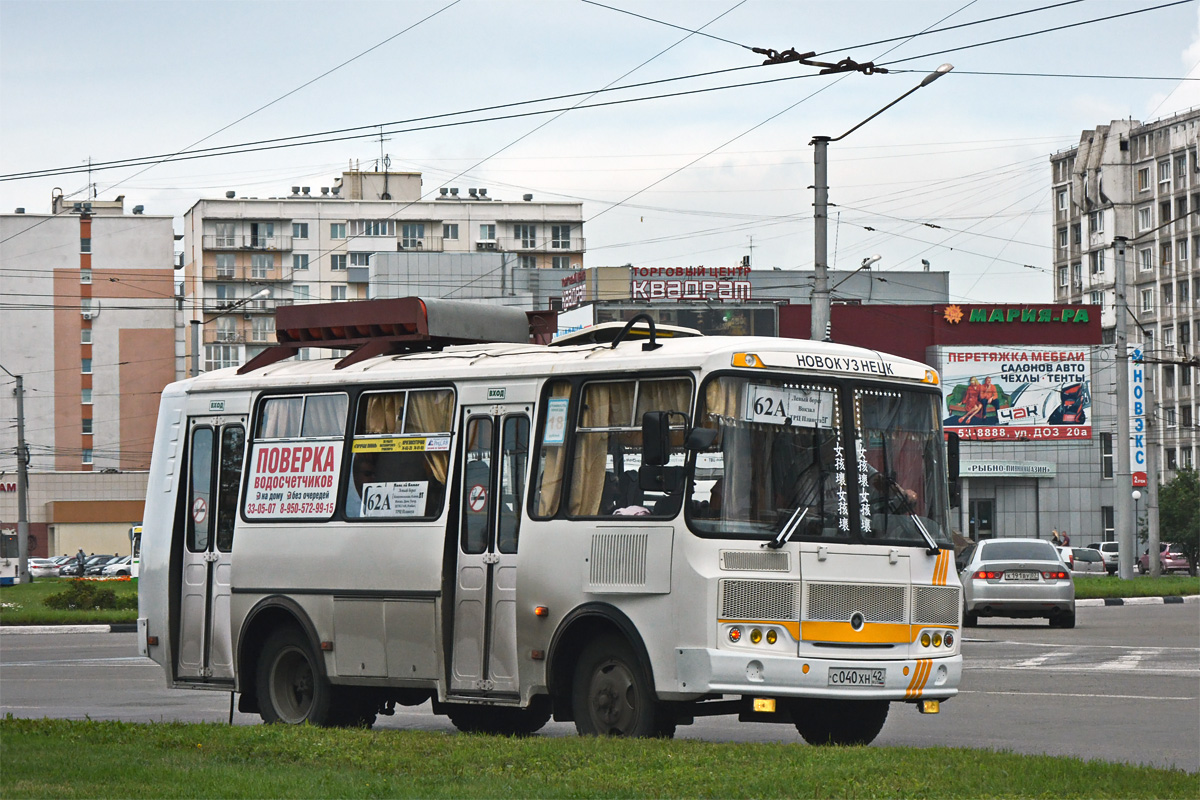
450;406;530;696
177;419;246;682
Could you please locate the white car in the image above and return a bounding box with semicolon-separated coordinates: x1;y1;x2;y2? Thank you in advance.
1086;541;1119;575
101;555;133;577
1063;546;1107;576
28;558;61;578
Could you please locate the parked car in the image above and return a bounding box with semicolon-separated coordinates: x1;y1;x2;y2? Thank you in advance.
958;537;1075;628
102;555;133;577
1065;547;1107;576
27;558;61;578
1138;543;1190;574
1055;545;1075;571
61;554;113;578
85;555;123;576
1086;541;1120;574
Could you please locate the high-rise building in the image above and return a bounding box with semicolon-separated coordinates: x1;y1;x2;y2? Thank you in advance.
182;171;585;373
0;194;177;556
1051;112;1200;484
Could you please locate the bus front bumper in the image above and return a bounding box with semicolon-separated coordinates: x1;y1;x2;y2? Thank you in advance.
669;648;961;702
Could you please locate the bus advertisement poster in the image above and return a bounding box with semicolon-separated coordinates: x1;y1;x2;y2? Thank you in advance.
244;440;344;518
940;346;1092;441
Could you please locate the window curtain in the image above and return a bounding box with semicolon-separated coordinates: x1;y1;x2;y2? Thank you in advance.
301;394;347;438
405;389;454;484
364;393;403;434
260;397;302;439
535;382;571;517
569;382;635;516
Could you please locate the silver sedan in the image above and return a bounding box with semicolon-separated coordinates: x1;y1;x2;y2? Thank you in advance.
957;538;1075;628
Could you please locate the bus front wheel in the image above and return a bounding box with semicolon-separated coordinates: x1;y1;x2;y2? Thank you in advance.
792;698;889;746
257;627;334;726
571;635;675;738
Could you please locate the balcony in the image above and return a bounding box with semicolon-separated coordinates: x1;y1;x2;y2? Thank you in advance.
204;329;245;345
202;234;293;251
201;297;293;315
491;236;586;252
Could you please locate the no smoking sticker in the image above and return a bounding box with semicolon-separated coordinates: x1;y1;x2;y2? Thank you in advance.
467;484;487;513
192;496;208;524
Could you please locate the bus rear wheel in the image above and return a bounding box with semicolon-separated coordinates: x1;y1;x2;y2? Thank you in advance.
571;635;675;738
792;698;889;746
257;627;334;726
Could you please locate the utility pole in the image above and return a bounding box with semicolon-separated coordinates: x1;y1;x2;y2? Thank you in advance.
1113;237;1135;579
1145;378;1161;577
811;136;831;341
1;365;30;584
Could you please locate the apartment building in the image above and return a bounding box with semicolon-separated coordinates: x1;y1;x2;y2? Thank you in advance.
182;170;585;372
1052;112;1200;485
0;194;176;556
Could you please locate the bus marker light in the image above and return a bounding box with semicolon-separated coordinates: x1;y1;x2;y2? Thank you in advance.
732;353;764;368
944;632;954;648
146;635;159;647
920;633;931;647
919;700;940;714
728;627;742;643
534;606;549;617
531;650;545;660
753;698;776;713
320;641;334;651
903;666;910;676
801;663;809;674
765;629;777;645
750;628;762;644
932;633;943;648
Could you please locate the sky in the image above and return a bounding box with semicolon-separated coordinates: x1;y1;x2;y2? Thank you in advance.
3;0;1200;305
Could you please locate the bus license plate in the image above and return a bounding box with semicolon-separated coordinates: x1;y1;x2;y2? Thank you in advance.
828;668;885;687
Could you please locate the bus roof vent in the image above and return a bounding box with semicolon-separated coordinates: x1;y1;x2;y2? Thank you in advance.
237;297;543;374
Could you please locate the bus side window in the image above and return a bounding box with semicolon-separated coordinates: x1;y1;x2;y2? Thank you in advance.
532;380;571;518
461;417;492;553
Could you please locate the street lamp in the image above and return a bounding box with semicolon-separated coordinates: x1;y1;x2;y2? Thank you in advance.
1131;490;1143;574
190;288;272;377
810;64;954;341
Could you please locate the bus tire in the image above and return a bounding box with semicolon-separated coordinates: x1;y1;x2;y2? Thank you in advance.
256;627;334;726
445;701;551;736
792;698;889;746
571;634;675;738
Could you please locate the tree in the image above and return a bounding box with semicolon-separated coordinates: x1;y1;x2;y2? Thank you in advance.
1158;468;1199;576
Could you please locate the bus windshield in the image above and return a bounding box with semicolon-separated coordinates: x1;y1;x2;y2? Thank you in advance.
687;375;951;548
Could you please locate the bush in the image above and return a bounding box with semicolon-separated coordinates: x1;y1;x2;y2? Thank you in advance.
43;580;137;611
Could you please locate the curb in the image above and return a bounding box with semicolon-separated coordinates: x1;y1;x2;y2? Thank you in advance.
1076;594;1199;607
0;623;136;635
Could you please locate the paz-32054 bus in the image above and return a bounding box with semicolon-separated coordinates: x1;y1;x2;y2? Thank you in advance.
138;298;962;744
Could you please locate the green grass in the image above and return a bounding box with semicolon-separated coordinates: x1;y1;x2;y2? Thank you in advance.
1;718;1195;799
1072;574;1199;599
0;578;138;625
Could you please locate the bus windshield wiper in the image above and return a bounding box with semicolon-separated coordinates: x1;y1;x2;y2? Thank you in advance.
766;506;807;549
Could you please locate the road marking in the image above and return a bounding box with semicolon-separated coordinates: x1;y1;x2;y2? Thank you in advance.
0;657;153;668
1012;654;1051;668
960;689;1197;701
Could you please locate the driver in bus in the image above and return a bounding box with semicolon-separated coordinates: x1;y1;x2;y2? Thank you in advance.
345;452;378;517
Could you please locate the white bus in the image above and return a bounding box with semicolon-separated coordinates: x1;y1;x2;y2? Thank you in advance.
139;298;962;744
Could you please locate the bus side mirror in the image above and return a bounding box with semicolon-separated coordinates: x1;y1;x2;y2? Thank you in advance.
685;426;717;451
641;411;671;466
945;431;961;506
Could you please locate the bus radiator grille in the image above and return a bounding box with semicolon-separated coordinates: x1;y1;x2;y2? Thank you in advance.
719;550;790;572
805;583;906;623
719;580;801;621
912;585;961;626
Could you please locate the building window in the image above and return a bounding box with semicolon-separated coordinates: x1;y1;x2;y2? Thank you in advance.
1100;432;1113;478
349;252;371;267
80;237;91;253
251;316;273;343
552;225;572;249
331;285;347;301
1181;320;1191;348
204;344;241;371
1090;250;1104;274
82;388;92;404
292;222;308;239
1182;404;1193;429
352;219;394;237
330;223;346;239
216;315;238;342
1057;266;1068;287
443;223;459;240
1177;154;1188;179
1179;239;1189;263
251;253;273;278
1163;365;1176;390
1101;506;1114;541
1071;262;1082;287
292;254;309;271
1158;160;1171;189
215;223;236;247
1182;448;1194;469
1056;189;1067;210
552;256;572;270
518;255;537;269
1141;288;1155;313
1140;248;1153;271
82;449;93;465
479;223;496;241
250;222;274;248
216;253;235;278
292;285;310;302
82;418;92;435
514;224;537;248
81;329;91;344
1160;200;1172;224
81;358;92;374
1137;167;1150;192
1057;228;1068;249
80;298;93;314
1089;291;1103;306
1138;206;1152;231
1161;242;1173;266
1071;223;1081;245
1089;210;1104;233
401;223;425;249
1166;447;1178;470
1163;284;1174;310
1177;196;1188;222
330;254;347;271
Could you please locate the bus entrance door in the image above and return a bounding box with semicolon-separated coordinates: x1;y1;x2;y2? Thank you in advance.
176;419;246;683
450;405;531;697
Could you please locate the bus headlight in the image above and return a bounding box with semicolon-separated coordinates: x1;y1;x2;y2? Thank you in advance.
750;628;762;644
765;629;777;645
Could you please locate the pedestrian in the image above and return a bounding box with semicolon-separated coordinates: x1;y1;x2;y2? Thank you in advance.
1061;530;1071;546
75;548;86;578
1051;529;1061;546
